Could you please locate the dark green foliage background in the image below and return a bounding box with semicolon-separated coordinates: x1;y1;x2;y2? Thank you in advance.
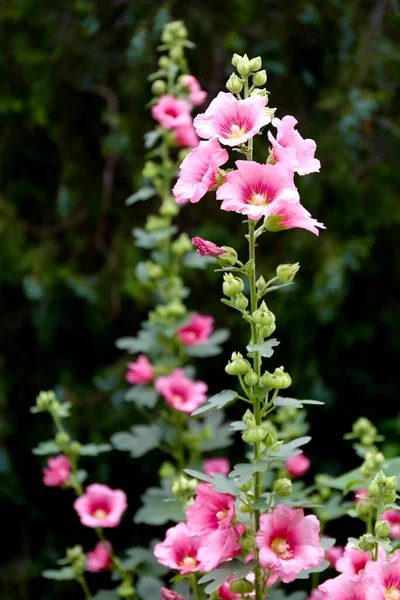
1;1;399;598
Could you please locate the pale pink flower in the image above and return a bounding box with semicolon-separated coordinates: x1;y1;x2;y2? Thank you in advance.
335;542;382;576
42;455;71;487
192;237;225;257
307;591;324;600
203;458;231;477
318;573;375;599
154;522;210;574
197;525;244;571
181;75;207;106
86;541;113;573
175;123;199;148
178;313;214;346
173;138;228;205
363;550;400;600
152;95;191;130
354;489;369;503
194;92;270;146
74;483;127;528
285;454;311;477
255;504;324;583
264;198;325;235
155;369;207;414
326;544;344;569
125;355;153;385
186;483;235;535
268;116;321;175
161;589;187;600
381;510;400;538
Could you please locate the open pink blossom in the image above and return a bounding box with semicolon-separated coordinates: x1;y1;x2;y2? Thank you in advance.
268;116;321;175
335;542;383;575
307;591;324;600
197;525;244;571
285;454;311;477
175;123;199;148
203;458;231;477
173;138;228;204
326;544;344;569
154;522;210;574
186;483;235;535
181;75;207;106
74;483;127;528
152;95;192;130
363;550;400;599
161;589;187;600
381;510;400;538
255;504;324;583
42;455;71;487
318;573;376;599
86;541;113;573
192;237;225;257
264;198;325;235
354;489;369;503
125;355;153;385
178;313;214;346
194;92;270;146
155;369;207;414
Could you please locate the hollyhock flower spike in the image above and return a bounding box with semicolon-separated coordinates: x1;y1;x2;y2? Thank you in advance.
186;482;235;535
194;92;271;146
173;138;228;205
285;454;311;477
86;541;113;573
363;550;400;599
381;509;400;538
178;313;214;345
268;115;321;175
203;457;231;477
42;455;71;487
318;572;378;599
152;95;192;130
125;354;153;385
74;483;127;528
255;504;325;583
155;368;207;413
192;236;225;257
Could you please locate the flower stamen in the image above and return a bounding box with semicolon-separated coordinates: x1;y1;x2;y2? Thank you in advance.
271;537;293;559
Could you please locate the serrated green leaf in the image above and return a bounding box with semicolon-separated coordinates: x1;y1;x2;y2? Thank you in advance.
247;338;280;358
42;567;75;580
185;343;223;358
125;187;155;206
182;251;215;269
144;128;162;149
269;436;311;461
134;487;185;525
191;390;237;416
297;559;330;579
116;331;156;353
32;440;60;455
185;469;238;495
207;328;230;345
137;576;163;600
124;385;158;409
229;461;269;486
199;560;255;594
80;443;112;456
111;425;161;457
275;397;325;409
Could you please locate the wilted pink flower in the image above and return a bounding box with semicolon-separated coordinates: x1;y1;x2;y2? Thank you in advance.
326;544;344;569
318;573;375;599
74;484;127;528
86;541;113;573
187;483;235;535
173;138;228;205
255;504;324;583
285;454;311;477
161;589;187;600
152;95;191;130
154;522;210;574
125;355;153;385
363;550;400;599
178;313;214;346
42;455;71;487
203;458;231;477
194;92;270;146
175;123;199;148
307;591;324;600
181;75;207;106
381;510;400;538
264;199;325;236
192;237;225;257
155;369;207;413
197;525;244;571
268;116;321;175
354;489;369;503
336;542;383;575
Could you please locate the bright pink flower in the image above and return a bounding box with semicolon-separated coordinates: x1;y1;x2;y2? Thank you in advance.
42;455;71;487
178;313;214;346
335;542;382;576
318;573;375;599
161;589;187;600
173;138;228;205
74;483;127;528
175;123;199;148
152;95;192;130
268;116;321;175
197;526;244;571
382;510;400;538
194;92;270;146
307;591;324;600
203;458;231;477
255;504;324;583
285;454;311;477
363;550;400;599
186;483;235;535
192;237;225;257
154;522;210;574
354;489;369;503
125;355;153;385
155;369;207;414
326;545;344;569
264;198;325;235
86;541;113;573
181;75;207;106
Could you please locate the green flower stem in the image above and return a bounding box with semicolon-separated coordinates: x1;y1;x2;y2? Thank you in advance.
77;574;92;599
191;574;201;600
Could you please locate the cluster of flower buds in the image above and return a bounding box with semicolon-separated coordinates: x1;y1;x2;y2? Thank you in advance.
260;366;292;391
346;417;380;447
226;53;268;97
368;470;397;505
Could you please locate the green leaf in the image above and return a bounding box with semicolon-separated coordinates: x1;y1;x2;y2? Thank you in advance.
182;251;215;269
144;128;162;149
124;385;158;409
184;469;238;496
199;560;255;594
32;440;60;455
111;425;161;457
135;262;149;284
42;567;75;580
269;591;307;600
297;559;330;579
134;487;185;525
320;536;336;551
270;436;311;461
91;591;120;600
133;226;178;249
247;338;280;358
199;411;233;451
191;390;237;416
229;461;269;486
80;443;112;456
185;343;223;358
137;576;163;600
120;547;167;576
116;331;156;353
125;187;155;206
207;328;230;345
275;397;324;408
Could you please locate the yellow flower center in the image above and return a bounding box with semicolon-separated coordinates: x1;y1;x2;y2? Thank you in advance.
93;508;108;519
172;394;183;404
250;193;267;206
386;589;400;600
216;509;229;520
229;124;246;139
180;556;197;568
271;537;292;559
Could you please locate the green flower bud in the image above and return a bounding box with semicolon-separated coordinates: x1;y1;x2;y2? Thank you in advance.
223;273;244;297
249;56;262;72
151;79;167;96
55;431;70;448
237;54;251;77
360;463;374;478
355;500;372;521
358;534;375;552
226;73;243;94
231;53;242;68
145;215;169;231
252;70;267;86
234;293;249;311
375;520;391;538
256;276;267;293
172;474;197;497
240;534;254;552
273;478;292;497
69;441;81;457
159;461;176;478
375;452;385;466
239;480;252;493
35;390;59;413
118;580;136;599
368;481;380;498
158;56;170;68
146;261;163;279
171;233;192;255
382;490;397;505
229;580;254;594
142;160;158;179
217;246;238;267
67;545;86;576
263;428;278;448
375;471;388;486
244;369;258;387
387;475;398;491
225;352;251;376
170;46;184;61
243;409;256;427
277;263;300;284
252;301;275;326
160;196;179;217
261;322;276;338
260;366;291;391
243;426;267;444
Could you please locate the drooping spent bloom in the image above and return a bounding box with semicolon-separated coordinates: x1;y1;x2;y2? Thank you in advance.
125;355;153;385
181;75;207;106
42;455;71;487
335;541;383;575
161;589;187;600
264;198;325;236
86;541;113;573
173;138;228;205
318;573;377;599
178;313;214;346
381;510;400;538
203;458;231;477
285;454;311;477
363;550;400;599
74;484;127;528
326;544;344;569
194;92;271;146
256;504;324;583
174;123;199;148
154;522;209;574
155;369;207;413
186;483;235;535
192;237;225;258
152;95;192;130
268;116;321;175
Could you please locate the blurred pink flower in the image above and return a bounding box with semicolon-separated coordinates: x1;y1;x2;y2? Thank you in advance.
175;123;199;148
74;484;127;528
285;454;311;477
155;369;207;413
192;237;225;257
186;483;235;535
318;573;377;599
203;458;231;477
381;510;400;538
152;95;191;130
307;591;325;600
268;116;321;175
336;541;384;575
161;589;187;600
86;541;113;573
42;455;71;487
126;355;153;385
181;75;207;106
326;544;344;569
178;313;214;346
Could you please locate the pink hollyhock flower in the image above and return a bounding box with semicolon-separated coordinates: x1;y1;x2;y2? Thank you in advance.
381;510;400;538
186;483;235;535
154;522;210;574
152;95;192;130
264;198;325;235
181;75;207;106
268;116;321;175
192;237;225;257
86;541;113;573
175;123;199;148
203;458;231;477
73;483;127;528
335;541;383;576
326;544;344;569
307;591;324;600
194;92;270;146
161;589;187;600
42;455;71;487
155;369;207;414
363;550;400;599
125;355;153;385
173;138;228;205
178;313;214;346
285;454;311;477
354;489;369;503
318;573;376;599
255;504;324;583
197;525;244;571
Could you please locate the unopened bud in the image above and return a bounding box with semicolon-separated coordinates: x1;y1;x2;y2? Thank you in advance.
146;261;163;279
277;263;300;284
386;475;398;491
263;428;278;448
243;426;267;444
55;431;70;448
249;56;262;72
69;441;81;457
273;478;292;497
151;79;167;96
160;196;179;217
225;352;251;376
256;275;267;292
231;53;242;68
235;293;249;311
260;366;291;391
252;70;267;86
142;161;158;179
358;534;375;552
243;409;256;427
229;580;254;594
355;501;371;521
223;273;244;297
226;73;243;94
376;520;391;538
240;534;254;553
145;215;169;231
261;322;276;338
244;369;258;387
252;301;275;326
237;54;251;77
159;461;176;478
171;233;192;255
